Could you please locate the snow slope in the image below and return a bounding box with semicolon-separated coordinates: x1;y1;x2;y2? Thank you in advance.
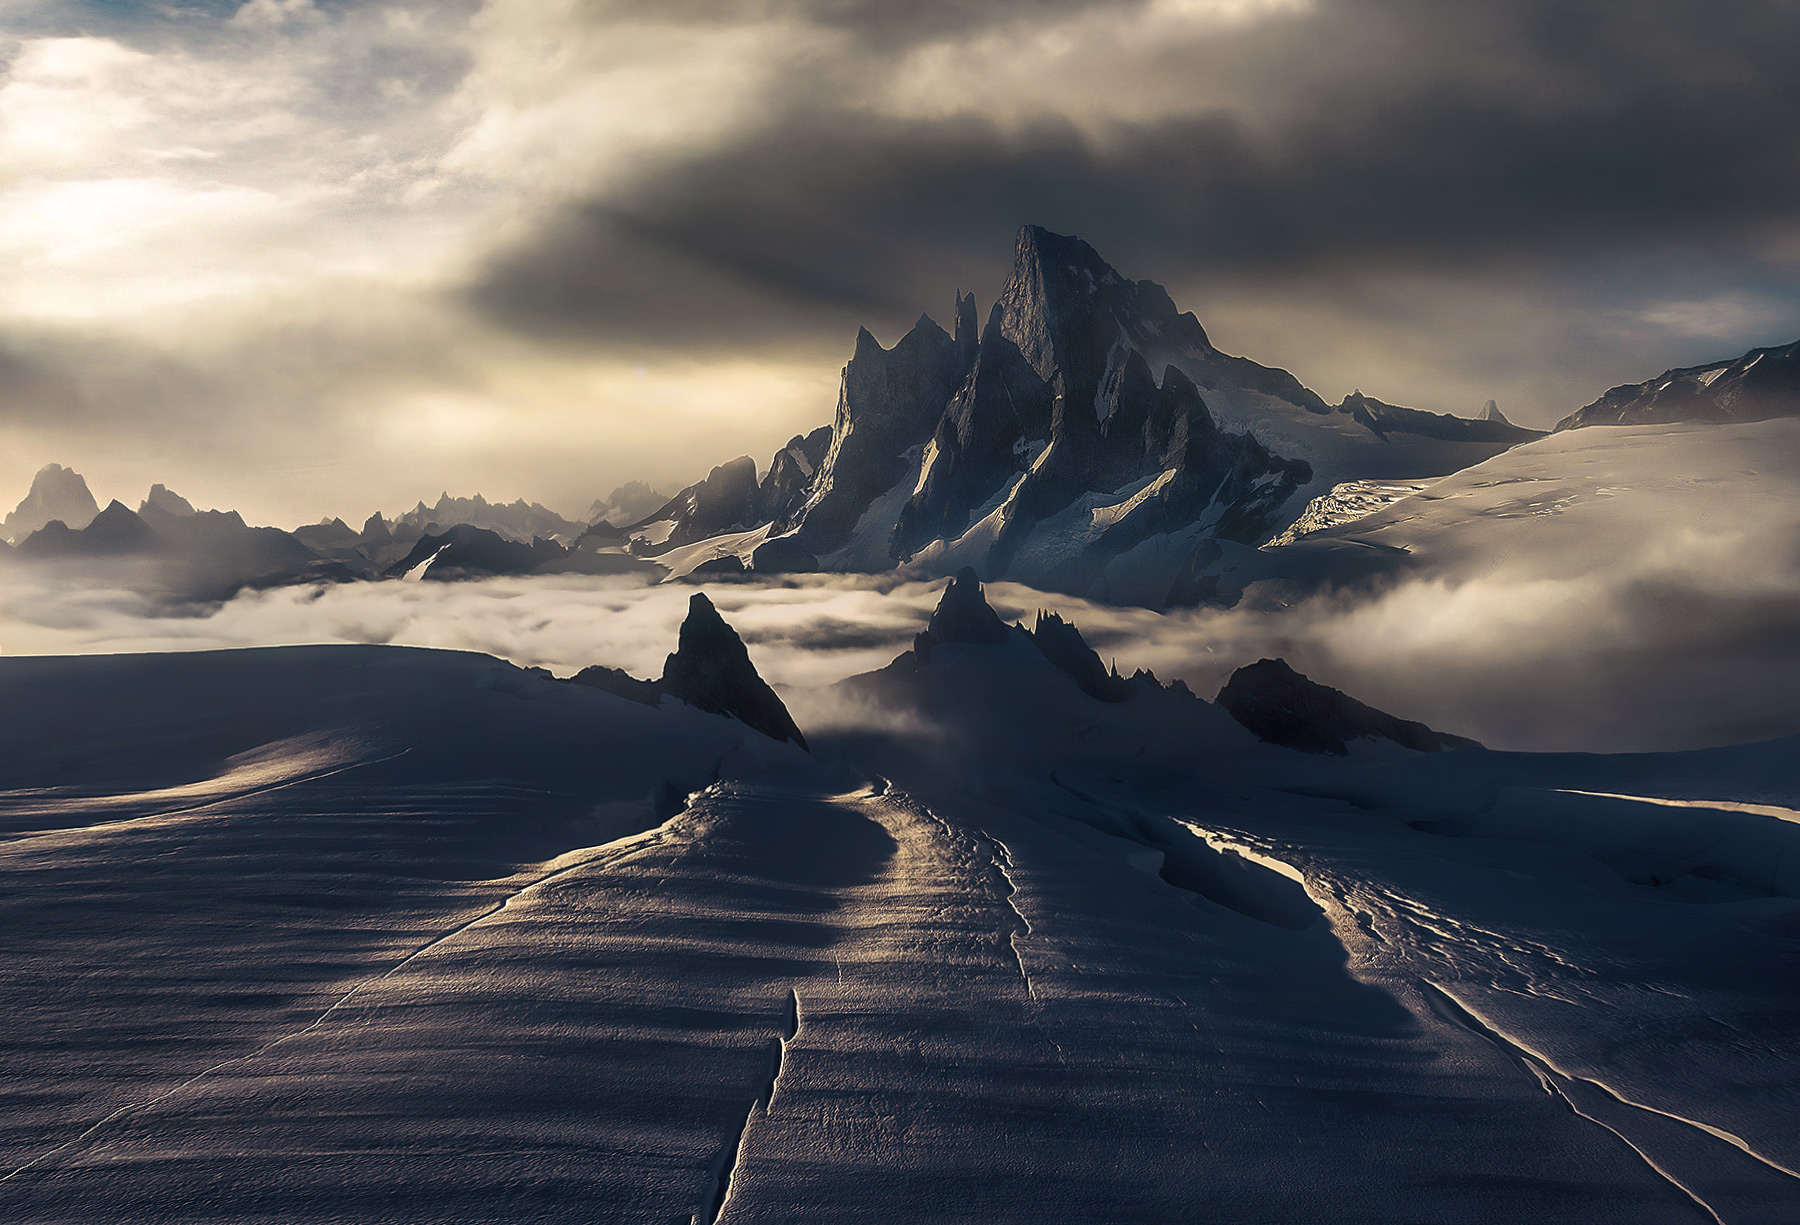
3;636;1797;1222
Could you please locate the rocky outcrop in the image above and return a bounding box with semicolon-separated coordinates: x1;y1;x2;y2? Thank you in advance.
659;593;808;750
630;456;763;552
912;567;1014;662
795;314;971;555
1555;338;1800;430
747;534;818;574
3;464;100;543
756;426;833;529
569;664;662;707
896;568;1188;704
1216;658;1480;755
1338;392;1542;444
567;595;808;749
1028;610;1134;702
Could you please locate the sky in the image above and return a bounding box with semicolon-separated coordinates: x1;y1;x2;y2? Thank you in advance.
3;0;1799;527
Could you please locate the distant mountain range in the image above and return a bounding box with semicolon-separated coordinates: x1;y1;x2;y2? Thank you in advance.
1555;337;1800;430
0;473;667;599
6;225;1796;605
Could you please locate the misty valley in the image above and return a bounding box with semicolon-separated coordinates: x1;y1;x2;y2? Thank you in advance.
3;227;1800;1223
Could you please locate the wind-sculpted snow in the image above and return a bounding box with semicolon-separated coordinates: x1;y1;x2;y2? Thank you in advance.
3;640;1799;1221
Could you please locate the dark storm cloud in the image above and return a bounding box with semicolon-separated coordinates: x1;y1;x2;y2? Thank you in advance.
469;0;1800;356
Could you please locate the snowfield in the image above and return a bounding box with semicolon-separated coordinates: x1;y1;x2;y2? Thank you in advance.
3;634;1797;1223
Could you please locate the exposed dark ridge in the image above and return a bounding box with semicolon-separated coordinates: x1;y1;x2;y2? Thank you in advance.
912;566;1014;662
565;597;808;750
891;569;1195;707
1217;658;1481;755
1338;391;1543;444
630;456;762;552
1029;610;1134;702
1556;337;1800;431
383;523;553;579
568;665;662;707
660;593;809;752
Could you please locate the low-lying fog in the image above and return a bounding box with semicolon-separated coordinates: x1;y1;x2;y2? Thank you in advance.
5;558;1798;755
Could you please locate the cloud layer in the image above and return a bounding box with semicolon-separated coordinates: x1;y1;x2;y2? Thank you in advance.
5;553;1797;755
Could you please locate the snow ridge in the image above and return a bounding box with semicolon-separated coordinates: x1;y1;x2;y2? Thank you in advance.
1424;980;1800;1223
988;837;1037;1000
0;799;694;1187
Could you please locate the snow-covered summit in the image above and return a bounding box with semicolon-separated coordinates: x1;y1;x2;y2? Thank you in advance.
1556;336;1800;429
613;226;1540;607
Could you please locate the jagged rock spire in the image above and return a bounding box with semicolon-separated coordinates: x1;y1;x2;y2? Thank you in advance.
660;593;808;751
913;567;1013;662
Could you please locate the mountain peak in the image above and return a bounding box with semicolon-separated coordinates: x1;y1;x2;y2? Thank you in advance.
3;462;100;543
1555;336;1800;431
660;593;808;750
141;483;197;518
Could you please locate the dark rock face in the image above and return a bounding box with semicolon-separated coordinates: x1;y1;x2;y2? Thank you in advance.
3;464;100;542
685;554;747;578
1556;338;1800;430
1028;610;1133;702
894;311;1055;558
569;665;662;707
384;524;542;579
755;426;833;529
1216;658;1480;755
795;315;969;555
636;456;763;552
360;512;394;549
898;227;1314;576
659;594;808;750
876;567;1193;705
748;534;818;574
912;567;1013;662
